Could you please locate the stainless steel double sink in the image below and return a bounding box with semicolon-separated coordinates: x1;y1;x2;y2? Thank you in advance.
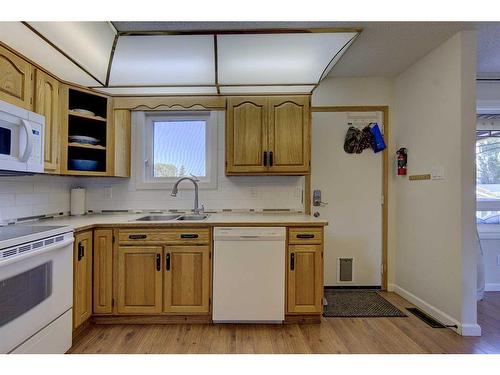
134;214;209;222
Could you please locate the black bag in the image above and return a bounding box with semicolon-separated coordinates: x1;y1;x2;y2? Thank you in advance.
344;126;361;154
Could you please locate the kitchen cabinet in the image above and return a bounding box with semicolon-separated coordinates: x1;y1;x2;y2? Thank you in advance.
73;230;93;329
113;109;131;177
287;243;323;314
34;69;60;173
226;97;269;174
117;246;163;314
226;96;310;175
93;229;114;314
0;44;32;110
163;245;210;314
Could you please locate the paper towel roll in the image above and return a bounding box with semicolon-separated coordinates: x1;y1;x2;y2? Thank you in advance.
70;188;86;216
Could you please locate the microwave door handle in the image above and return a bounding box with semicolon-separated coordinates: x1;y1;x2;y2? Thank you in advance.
19;119;33;162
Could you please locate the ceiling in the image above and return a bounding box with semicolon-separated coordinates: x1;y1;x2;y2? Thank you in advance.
2;21;498;95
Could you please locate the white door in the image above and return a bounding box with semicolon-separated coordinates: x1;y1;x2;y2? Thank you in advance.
311;112;383;286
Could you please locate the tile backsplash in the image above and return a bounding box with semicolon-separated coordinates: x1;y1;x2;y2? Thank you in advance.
0;111;304;221
0;175;79;222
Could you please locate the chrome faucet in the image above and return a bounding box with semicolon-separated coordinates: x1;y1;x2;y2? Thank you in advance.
170;176;204;215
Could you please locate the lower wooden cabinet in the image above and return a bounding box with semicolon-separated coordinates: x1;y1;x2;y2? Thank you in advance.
117;246;163;314
73;231;93;329
163;246;210;314
287;244;323;314
93;229;114;314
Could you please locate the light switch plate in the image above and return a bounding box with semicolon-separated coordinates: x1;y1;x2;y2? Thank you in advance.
431;166;445;180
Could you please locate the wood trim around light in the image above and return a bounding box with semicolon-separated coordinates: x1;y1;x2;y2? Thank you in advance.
309;105;390;291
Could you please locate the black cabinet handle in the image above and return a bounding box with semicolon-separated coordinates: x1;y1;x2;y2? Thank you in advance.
166;253;171;271
263;151;268;167
129;234;147;240
297;234;315;239
77;242;84;261
290;253;295;271
269;151;273;167
180;234;198;239
156;254;161;271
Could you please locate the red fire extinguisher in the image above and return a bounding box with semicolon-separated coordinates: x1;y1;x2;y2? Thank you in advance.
397;148;407;176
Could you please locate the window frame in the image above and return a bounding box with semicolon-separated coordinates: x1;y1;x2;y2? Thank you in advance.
135;111;218;190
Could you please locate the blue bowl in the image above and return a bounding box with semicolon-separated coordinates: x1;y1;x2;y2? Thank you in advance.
69;159;99;171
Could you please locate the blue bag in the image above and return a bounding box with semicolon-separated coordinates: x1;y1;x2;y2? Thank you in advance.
369;123;386;153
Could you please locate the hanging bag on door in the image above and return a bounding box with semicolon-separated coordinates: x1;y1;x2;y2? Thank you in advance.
369;123;387;153
344;126;361;154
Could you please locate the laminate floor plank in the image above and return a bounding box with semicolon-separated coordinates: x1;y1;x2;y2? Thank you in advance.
69;292;500;354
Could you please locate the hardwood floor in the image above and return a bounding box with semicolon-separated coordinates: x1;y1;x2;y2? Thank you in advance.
68;291;500;354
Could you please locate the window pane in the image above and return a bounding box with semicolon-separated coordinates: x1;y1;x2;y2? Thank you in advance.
153;120;206;178
477;210;500;224
477;135;500;201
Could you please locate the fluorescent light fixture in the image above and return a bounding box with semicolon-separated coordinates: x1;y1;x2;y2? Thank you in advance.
110;35;215;86
93;86;218;95
217;32;357;85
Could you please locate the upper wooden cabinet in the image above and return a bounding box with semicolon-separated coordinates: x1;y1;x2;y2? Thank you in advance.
0;44;32;110
34;69;60;173
226;96;310;175
112;109;131;177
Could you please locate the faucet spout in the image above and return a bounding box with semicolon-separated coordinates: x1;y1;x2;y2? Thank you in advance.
170;177;203;214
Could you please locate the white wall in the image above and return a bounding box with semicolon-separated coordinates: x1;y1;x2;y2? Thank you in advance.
81;111;304;212
0;175;77;222
312;77;395;286
392;31;479;335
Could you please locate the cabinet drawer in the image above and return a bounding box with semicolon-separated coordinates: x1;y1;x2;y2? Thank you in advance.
119;228;210;245
288;227;323;244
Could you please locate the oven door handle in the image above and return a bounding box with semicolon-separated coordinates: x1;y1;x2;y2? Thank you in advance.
19;119;34;163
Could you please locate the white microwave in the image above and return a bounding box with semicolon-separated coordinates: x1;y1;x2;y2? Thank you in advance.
0;99;44;175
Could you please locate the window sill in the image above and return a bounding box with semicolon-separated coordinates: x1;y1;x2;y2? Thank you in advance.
477;224;500;240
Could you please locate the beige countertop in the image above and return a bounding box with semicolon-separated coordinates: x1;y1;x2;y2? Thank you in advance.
32;212;328;232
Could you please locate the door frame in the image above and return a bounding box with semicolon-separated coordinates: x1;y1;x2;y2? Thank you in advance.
307;105;389;290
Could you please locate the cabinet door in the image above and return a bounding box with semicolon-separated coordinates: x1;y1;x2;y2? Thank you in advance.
117;246;163;314
268;96;310;173
34;69;60;173
112;109;131;177
164;246;210;314
287;244;323;314
73;231;93;329
93;229;113;314
0;45;32;110
226;97;268;174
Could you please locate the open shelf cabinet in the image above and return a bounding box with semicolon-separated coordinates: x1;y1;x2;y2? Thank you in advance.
60;86;115;176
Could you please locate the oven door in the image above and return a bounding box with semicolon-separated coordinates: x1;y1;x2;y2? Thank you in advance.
0;236;73;353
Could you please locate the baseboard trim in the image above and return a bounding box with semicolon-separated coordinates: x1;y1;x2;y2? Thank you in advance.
462;323;482;336
324;285;381;290
391;284;464;335
485;283;500;291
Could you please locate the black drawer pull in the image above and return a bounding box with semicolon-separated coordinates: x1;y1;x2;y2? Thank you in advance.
180;234;199;239
166;253;171;271
156;254;161;271
77;242;84;261
129;234;147;240
263;151;268;167
269;151;273;167
290;253;295;271
297;234;315;239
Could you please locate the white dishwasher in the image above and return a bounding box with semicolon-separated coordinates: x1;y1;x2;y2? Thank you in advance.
213;227;286;323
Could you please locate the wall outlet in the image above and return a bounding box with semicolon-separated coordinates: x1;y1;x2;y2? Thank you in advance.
104;186;112;199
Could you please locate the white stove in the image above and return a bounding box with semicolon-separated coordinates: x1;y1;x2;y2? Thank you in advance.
0;225;74;353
